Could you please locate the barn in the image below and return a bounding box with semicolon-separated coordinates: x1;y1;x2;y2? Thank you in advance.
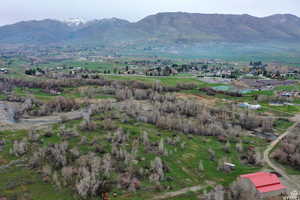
240;172;287;199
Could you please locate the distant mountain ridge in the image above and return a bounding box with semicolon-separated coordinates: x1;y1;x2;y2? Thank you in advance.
0;12;300;45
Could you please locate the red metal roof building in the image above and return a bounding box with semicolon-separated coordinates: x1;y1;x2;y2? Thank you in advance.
240;172;287;199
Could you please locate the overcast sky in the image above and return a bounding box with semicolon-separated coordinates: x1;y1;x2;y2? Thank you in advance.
0;0;299;25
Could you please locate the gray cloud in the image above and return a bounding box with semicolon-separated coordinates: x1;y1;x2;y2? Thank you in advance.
0;0;299;25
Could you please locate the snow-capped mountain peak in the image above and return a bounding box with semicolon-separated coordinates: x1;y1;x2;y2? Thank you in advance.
63;18;86;27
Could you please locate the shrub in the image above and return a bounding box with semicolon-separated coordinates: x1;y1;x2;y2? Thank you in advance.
12;139;28;157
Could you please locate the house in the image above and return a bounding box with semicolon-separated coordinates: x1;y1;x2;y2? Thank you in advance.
49;89;61;95
35;71;44;76
282;72;299;79
239;102;261;110
240;172;287;199
281;92;292;97
122;69;136;75
224;162;236;170
0;68;8;74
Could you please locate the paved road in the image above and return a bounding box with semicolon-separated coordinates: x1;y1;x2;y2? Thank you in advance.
263;122;300;191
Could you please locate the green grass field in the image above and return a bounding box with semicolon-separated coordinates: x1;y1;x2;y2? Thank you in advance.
1;57;300;199
273;119;294;134
0;110;267;200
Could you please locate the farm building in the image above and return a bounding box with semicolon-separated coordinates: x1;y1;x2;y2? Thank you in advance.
0;68;8;74
239;102;261;110
240;172;287;199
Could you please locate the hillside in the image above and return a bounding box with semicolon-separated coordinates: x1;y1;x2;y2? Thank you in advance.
0;12;300;45
134;13;300;42
0;19;71;44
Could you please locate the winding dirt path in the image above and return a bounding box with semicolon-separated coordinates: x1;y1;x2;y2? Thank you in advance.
0;110;83;131
151;185;204;200
263;122;300;191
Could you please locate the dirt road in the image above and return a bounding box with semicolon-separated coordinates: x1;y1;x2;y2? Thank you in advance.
0;110;83;131
263;122;300;191
151;185;204;200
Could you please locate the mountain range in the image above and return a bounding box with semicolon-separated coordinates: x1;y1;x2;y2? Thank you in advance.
1;12;300;46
